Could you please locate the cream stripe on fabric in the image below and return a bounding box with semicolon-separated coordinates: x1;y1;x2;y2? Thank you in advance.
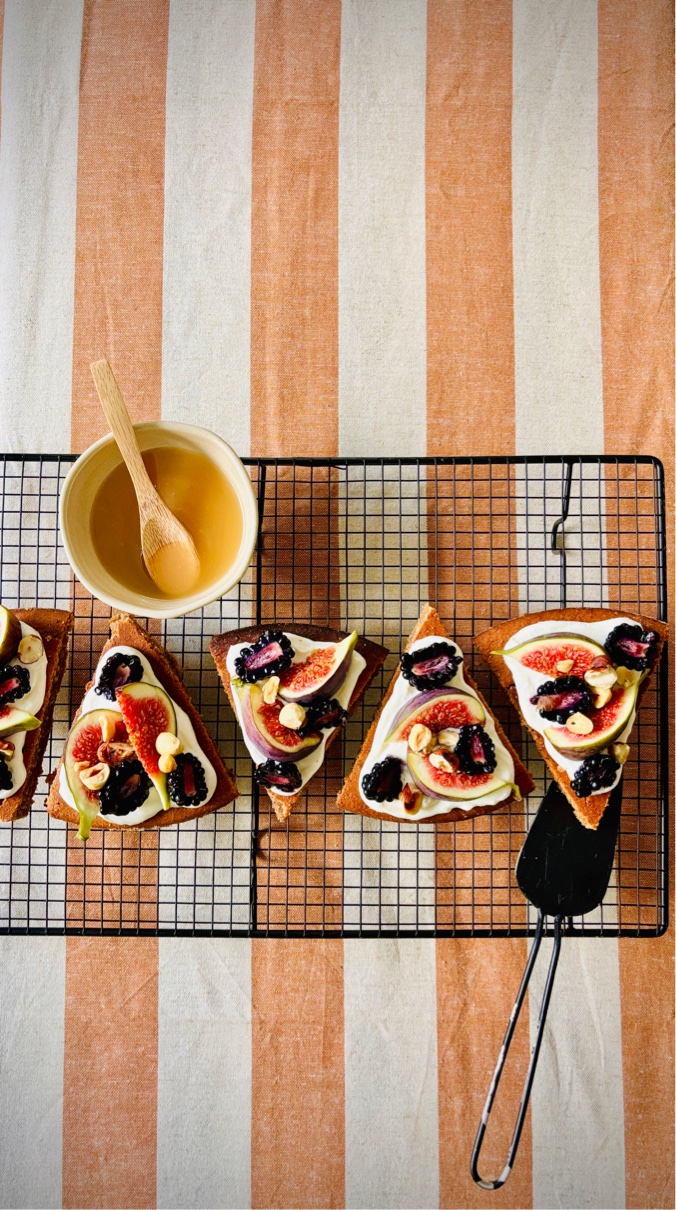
337;1;433;933
338;0;427;457
156;939;251;1210
513;4;625;1206
161;0;254;449
0;938;65;1210
344;939;439;1210
512;0;603;455
158;0;254;926
0;0;81;453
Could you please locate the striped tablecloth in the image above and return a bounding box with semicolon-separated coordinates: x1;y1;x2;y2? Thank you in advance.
0;2;673;1208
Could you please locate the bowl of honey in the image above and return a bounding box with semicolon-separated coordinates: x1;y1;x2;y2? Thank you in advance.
60;422;258;618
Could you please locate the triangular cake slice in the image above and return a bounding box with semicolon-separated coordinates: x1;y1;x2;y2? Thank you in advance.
47;614;237;838
210;623;388;822
0;606;73;823
474;607;668;829
337;604;534;824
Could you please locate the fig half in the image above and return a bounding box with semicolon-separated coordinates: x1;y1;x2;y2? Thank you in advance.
278;631;358;704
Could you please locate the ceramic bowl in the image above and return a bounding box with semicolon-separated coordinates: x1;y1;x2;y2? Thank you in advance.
59;421;258;619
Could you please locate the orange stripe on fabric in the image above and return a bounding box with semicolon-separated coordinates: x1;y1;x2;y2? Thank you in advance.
70;0;169;452
426;0;515;457
249;4;344;1205
250;0;340;458
64;4;168;1206
427;5;531;1206
62;939;158;1210
251;939;345;1209
598;3;675;1207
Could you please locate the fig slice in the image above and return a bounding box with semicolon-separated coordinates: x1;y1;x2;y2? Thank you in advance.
277;631;358;704
239;682;322;762
116;681;177;811
543;681;638;758
386;688;485;745
0;704;41;739
64;708;129;840
407;750;512;803
496;633;606;678
0;607;21;664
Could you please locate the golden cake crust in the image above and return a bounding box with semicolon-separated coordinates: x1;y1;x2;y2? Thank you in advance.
473;607;668;829
337;604;534;824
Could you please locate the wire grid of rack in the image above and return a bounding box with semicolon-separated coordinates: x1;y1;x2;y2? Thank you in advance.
0;454;668;937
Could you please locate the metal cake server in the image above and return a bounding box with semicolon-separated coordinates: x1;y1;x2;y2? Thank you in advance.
470;779;623;1191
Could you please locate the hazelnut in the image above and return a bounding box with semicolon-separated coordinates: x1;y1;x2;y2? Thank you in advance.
158;752;177;773
566;712;594;735
584;667;617;692
100;715;116;743
98;741;136;764
262;676;280;705
589;654;613;671
429;749;458;774
408;723;436;754
591;684;613;710
437;727;460;751
17;634;43;664
79;762;110;791
155;731;183;756
616;666;641;688
398;784;423;813
0;739;15;758
555;658;574;674
610;741;630;766
278;702;306;730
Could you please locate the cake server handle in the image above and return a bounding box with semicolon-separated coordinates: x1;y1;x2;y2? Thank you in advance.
470;910;562;1191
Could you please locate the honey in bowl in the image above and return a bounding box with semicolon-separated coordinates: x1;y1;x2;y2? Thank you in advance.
90;446;244;599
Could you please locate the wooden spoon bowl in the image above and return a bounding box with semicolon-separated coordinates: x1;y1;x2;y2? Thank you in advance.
90;360;200;597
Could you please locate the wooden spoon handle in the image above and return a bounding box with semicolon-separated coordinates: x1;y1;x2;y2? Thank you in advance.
90;359;153;503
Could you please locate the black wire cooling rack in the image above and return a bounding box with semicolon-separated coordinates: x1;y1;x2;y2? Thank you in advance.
0;455;668;938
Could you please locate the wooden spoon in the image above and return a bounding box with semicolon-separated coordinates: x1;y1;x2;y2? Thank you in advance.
90;359;200;597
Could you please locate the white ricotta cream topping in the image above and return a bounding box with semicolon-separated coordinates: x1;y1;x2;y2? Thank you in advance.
0;621;48;800
58;645;217;826
226;632;366;797
501;617;642;795
359;635;515;822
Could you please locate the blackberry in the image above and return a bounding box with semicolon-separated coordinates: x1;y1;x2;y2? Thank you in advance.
0;754;12;792
530;676;593;724
255;760;302;793
235;630;294;683
167;753;208;807
455;724;497;775
571;752;619;798
0;663;30;707
400;642;461;691
301;696;347;734
99;758;151;816
361;757;404;803
95;652;143;702
605;623;657;672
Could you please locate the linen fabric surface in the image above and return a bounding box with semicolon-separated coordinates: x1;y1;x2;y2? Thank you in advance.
0;2;673;1209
